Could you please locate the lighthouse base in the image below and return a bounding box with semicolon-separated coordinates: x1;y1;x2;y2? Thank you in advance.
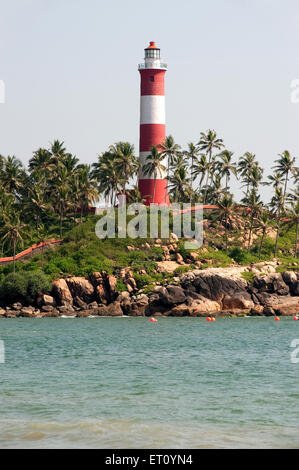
138;178;170;206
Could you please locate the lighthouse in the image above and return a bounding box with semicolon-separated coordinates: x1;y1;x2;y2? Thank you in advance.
138;42;169;205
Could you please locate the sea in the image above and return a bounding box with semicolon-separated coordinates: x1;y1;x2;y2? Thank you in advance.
0;316;298;448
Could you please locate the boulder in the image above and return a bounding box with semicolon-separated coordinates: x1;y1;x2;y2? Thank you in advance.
41;295;56;307
152;285;186;307
20;306;35;317
124;294;149;316
52;278;73;305
222;294;254;311
0;308;5;316
253;273;289;296
12;302;22;310
98;301;123;317
66;277;94;303
282;271;298;284
291;281;299;296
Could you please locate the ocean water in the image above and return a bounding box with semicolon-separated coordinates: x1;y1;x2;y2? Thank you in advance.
0;316;299;449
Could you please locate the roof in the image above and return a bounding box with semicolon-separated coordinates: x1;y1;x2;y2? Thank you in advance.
145;41;159;50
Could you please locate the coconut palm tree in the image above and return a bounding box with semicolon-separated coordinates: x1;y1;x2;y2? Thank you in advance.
256;211;272;259
218;194;235;251
284;202;299;258
269;187;286;258
185;142;199;189
273;150;296;199
159;135;181;204
1;215;27;273
168;165;190;203
75;165;99;222
111;142;139;194
142;146;166;204
216;150;238;194
191;154;209;195
198;130;224;204
241;188;263;252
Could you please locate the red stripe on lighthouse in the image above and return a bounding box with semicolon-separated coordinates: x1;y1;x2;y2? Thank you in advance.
139;179;169;205
139;124;166;152
140;69;166;96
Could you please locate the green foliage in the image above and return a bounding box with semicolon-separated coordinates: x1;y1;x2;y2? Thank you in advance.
0;270;50;304
115;279;128;292
241;271;255;283
174;265;194;274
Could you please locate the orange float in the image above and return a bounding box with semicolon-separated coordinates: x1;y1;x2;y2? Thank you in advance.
275;317;280;322
150;317;158;323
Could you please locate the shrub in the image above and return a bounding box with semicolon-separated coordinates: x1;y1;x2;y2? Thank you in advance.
25;271;51;304
0;273;27;303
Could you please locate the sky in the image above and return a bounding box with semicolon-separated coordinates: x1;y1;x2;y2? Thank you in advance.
0;0;298;202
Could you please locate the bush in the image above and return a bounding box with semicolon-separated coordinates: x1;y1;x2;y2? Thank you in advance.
25;271;51;304
0;273;27;303
0;271;51;305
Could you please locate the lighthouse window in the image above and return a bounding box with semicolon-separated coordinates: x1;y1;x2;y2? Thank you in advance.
150;76;154;82
145;49;160;59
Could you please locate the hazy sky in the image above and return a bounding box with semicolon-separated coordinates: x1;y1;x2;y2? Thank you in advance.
0;0;298;201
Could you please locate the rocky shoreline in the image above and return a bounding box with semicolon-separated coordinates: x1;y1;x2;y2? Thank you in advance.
0;263;299;319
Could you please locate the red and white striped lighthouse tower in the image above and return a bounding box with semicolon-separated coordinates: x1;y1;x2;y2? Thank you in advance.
138;42;169;205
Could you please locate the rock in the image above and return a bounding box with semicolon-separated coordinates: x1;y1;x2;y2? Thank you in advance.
41;305;54;312
282;271;298;284
156;261;181;273
222;294;254;311
98;301;123;317
66;277;94;303
176;253;184;264
41;295;56;307
291;281;299;296
253;273;289;296
20;306;35;317
170;232;179;241
250;305;264;316
74;296;88;309
52;278;73;305
57;305;75;315
152;285;186;307
124;294;149;316
189;252;200;262
0;308;6;316
87;301;98;310
263;307;275;316
189;297;221;315
12;302;22;310
125;277;137;291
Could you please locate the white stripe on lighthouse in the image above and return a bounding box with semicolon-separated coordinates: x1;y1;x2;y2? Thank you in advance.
139;151;167;179
140;95;165;125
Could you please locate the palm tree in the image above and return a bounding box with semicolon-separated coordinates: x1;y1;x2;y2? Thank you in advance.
241;188;263;252
192;154;209;195
75;165;99;222
216;150;237;194
273;150;296;198
185;142;199;189
256;211;272;259
1;215;27;273
198;130;224;204
269;187;285;257
218;194;234;251
159;135;181;203
168;165;190;203
0;156;26;197
111;142;139;194
264;172;284;191
238;152;259;196
285;202;299;258
92;151;124;206
142;146;166;204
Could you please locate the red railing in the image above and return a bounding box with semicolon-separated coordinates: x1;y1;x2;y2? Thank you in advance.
0;239;63;265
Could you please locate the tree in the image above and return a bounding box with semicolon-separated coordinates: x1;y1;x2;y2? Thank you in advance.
185;142;199;190
111;142;139;194
198;130;224;204
256;211;272;259
142;146;166;204
285;202;299;258
273;150;296;198
218;194;235;251
269;187;285;258
241;188;263;252
159;136;181;203
216;150;237;194
1;215;27;273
